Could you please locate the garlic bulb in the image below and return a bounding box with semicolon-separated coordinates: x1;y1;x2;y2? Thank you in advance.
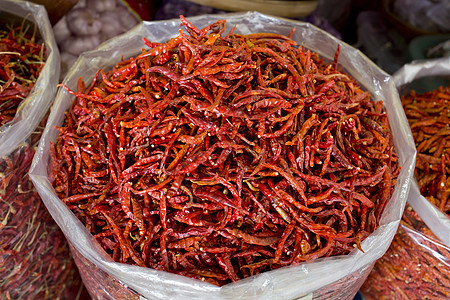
66;8;102;36
87;0;117;13
115;5;139;30
53;18;71;44
61;35;101;56
100;11;127;41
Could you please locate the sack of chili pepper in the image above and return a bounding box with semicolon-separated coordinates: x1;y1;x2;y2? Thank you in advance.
392;57;450;246
30;12;416;299
360;57;450;300
0;123;89;299
0;1;89;298
0;0;60;158
360;205;450;299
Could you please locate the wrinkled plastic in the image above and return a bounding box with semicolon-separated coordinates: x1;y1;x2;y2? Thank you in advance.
30;12;416;300
361;211;450;299
0;0;60;158
393;57;450;246
393;0;450;32
68;243;140;300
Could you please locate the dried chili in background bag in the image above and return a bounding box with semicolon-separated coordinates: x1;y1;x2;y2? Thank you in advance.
360;205;450;299
0;0;60;157
0;24;44;127
0;0;88;298
0;123;89;299
359;57;450;299
30;12;416;299
393;57;450;246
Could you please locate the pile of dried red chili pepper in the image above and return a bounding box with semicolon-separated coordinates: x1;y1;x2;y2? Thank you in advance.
360;85;450;299
0;24;45;127
401;86;449;215
361;205;450;299
0;124;88;299
51;16;400;286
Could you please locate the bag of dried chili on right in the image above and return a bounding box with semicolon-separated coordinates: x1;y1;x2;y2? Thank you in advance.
394;57;450;245
361;205;450;299
360;57;450;299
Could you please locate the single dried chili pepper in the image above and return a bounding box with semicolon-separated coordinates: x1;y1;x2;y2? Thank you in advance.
51;16;400;286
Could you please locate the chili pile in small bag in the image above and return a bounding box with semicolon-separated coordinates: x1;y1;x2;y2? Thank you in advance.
401;86;449;215
361;59;450;299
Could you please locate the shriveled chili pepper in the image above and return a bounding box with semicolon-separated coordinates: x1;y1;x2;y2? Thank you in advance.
0;23;45;127
401;86;450;215
0;122;88;299
361;206;450;299
51;16;400;286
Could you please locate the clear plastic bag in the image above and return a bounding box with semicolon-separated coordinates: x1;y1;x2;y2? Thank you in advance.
29;11;416;299
392;57;450;246
0;0;60;158
361;206;450;299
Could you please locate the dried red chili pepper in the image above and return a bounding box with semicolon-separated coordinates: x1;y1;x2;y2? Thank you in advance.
51;16;400;286
361;206;450;299
0;24;45;127
401;86;450;215
0;123;88;299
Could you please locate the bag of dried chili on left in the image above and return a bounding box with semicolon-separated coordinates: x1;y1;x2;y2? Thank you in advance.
0;0;88;298
0;0;59;157
0;124;89;299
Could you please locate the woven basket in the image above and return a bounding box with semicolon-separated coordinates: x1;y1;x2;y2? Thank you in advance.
186;0;318;17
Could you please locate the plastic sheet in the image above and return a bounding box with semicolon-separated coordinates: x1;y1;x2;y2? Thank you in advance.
393;0;450;33
393;57;450;246
0;0;60;157
30;12;416;299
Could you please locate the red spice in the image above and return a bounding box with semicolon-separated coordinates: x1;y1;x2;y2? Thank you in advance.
401;86;450;215
0;25;45;126
51;16;400;286
0;124;88;299
361;206;450;299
